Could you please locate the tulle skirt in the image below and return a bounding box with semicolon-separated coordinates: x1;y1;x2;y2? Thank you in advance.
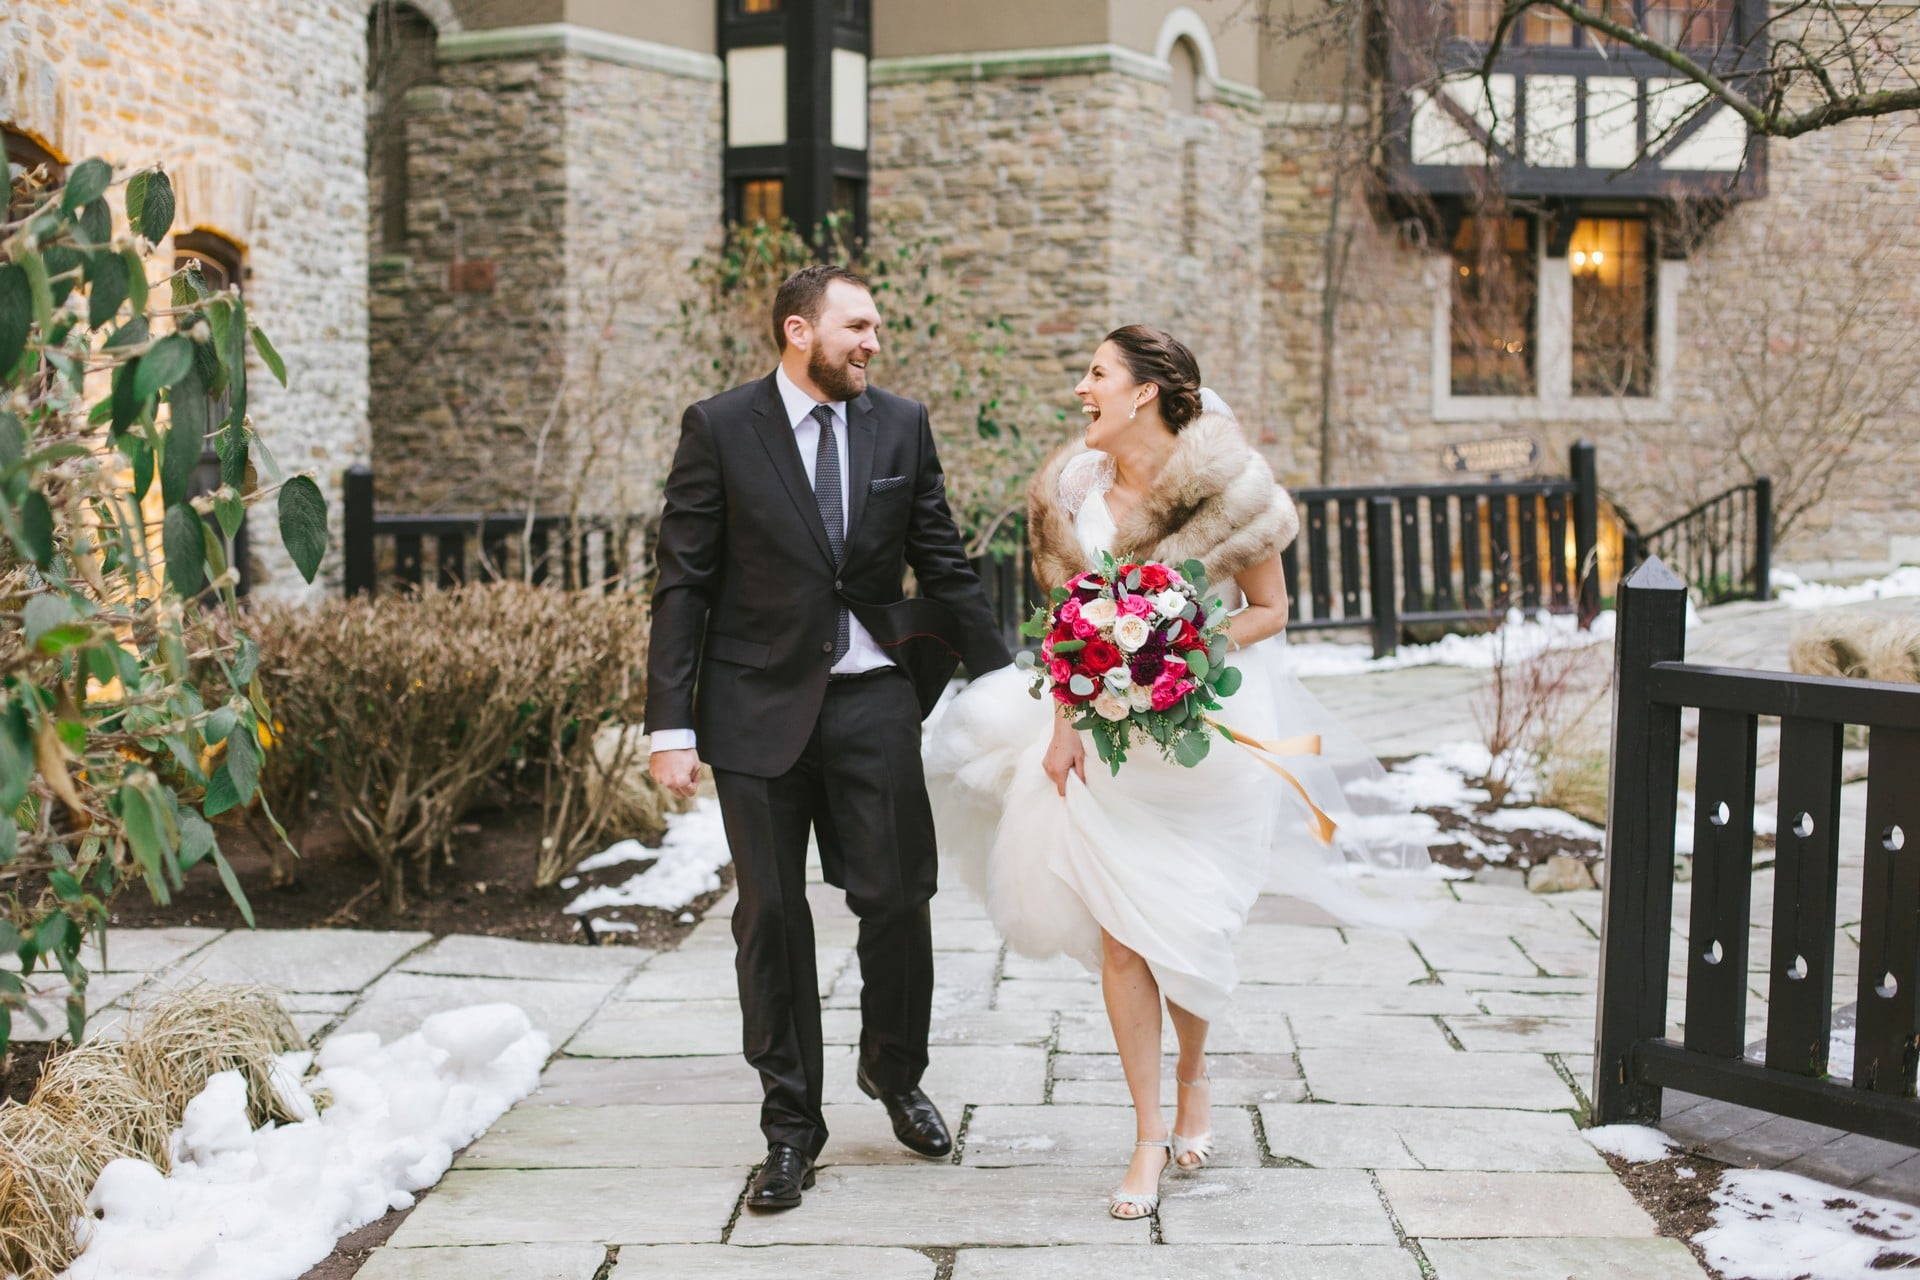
923;637;1431;1021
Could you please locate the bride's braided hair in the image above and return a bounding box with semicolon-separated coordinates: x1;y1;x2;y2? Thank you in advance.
1104;324;1203;433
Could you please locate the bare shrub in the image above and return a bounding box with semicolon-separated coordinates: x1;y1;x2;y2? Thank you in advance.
1473;629;1608;807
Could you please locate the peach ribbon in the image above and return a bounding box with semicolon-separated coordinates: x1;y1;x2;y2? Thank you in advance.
1205;719;1339;846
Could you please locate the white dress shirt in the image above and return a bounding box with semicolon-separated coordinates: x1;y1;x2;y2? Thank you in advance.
649;365;894;756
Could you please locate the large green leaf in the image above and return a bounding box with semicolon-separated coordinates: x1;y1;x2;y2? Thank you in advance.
0;707;31;812
120;781;169;900
0;411;22;473
86;250;129;328
177;812;216;872
209;844;254;927
17;491;53;567
125;169;175;243
76;197;112;248
123;249;149;316
1173;731;1210;768
0;265;30;374
226;723;260;805
60;158;112;214
161;365;208;508
134;334;194;400
251;326;287;388
19;250;53;334
203;763;240;818
277;474;327;583
41;246;83;309
162;501;206;596
224;296;248;466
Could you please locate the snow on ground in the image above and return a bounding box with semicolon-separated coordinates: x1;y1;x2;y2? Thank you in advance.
1697;1168;1920;1280
565;796;731;916
61;1004;549;1280
1585;1124;1677;1163
1775;566;1920;611
1283;609;1620;677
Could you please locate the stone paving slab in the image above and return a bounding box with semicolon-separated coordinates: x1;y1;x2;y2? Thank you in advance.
1055;1009;1297;1055
1233;926;1432;987
1226;983;1483;1017
385;1167;743;1246
399;935;653;984
528;1053;795;1107
1258;1104;1609;1172
333;971;612;1046
565;1000;862;1057
1379;1170;1658;1238
964;1104;1261;1168
728;1167;1151;1247
1418;1236;1708;1278
612;1245;936;1279
81;925;226;974
925;1010;1055;1046
620;950;844;1002
950;1244;1421;1279
458;1101;936;1169
1441;1014;1595;1054
993;978;1108;1011
1050;1077;1309;1106
1286;1012;1454;1052
359;1243;606;1280
1299;1049;1578;1110
1156;1167;1397;1245
174;928;430;992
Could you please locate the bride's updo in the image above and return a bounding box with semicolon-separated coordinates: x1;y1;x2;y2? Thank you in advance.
1104;324;1203;433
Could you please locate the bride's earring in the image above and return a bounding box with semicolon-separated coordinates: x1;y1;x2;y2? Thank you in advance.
1128;402;1138;421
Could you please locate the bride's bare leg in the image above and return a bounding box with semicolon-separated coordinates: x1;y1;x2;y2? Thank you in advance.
1100;927;1168;1216
1167;999;1213;1167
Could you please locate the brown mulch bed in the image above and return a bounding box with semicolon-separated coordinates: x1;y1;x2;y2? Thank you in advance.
1602;1147;1733;1279
1;1040;61;1106
108;802;727;953
1419;802;1603;875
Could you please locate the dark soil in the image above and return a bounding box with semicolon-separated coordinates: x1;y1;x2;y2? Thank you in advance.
109;802;730;954
1419;802;1603;874
1603;1147;1732;1279
300;1205;414;1280
1;1040;61;1105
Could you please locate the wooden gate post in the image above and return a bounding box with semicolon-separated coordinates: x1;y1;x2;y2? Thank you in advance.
343;464;375;597
1366;496;1399;659
1592;556;1689;1124
1752;476;1774;603
1570;441;1601;627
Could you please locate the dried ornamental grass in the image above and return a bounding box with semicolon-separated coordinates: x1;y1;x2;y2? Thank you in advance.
1859;616;1920;685
28;1040;170;1171
0;1100;103;1279
123;984;305;1131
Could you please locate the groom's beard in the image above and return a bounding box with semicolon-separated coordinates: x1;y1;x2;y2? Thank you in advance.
808;346;867;402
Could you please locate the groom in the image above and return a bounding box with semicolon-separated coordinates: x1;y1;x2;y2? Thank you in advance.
646;265;1011;1210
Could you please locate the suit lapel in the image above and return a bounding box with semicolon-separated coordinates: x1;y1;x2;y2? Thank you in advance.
748;373;835;567
844;392;877;547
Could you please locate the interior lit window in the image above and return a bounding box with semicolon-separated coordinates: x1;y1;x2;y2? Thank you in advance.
740;0;781;13
1569;217;1654;397
4;125;66;223
1642;0;1734;46
1450;215;1537;397
738;177;784;226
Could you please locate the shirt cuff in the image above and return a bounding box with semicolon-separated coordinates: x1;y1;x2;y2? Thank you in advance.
648;728;698;754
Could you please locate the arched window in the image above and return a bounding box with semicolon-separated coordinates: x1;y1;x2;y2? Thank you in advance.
1169;37;1202;115
367;2;439;253
5;124;66;223
174;228;246;294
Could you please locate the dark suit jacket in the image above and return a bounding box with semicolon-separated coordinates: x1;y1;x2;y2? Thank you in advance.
645;372;1013;778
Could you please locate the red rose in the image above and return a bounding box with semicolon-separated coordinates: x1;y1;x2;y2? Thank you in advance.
1081;639;1122;673
1136;563;1171;591
1172;620;1205;652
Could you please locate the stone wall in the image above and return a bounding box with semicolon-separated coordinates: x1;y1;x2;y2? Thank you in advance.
369;37;722;516
1;0;371;599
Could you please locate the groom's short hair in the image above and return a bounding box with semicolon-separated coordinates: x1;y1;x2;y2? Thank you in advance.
772;264;872;350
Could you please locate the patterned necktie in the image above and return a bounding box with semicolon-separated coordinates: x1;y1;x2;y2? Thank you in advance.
810;403;850;663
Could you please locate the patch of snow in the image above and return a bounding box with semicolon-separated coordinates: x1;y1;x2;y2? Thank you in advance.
588;919;639;934
565;797;731;915
1697;1168;1920;1279
1284;609;1618;677
1676;1166;1697;1180
1777;566;1920;611
61;1004;549;1280
1479;806;1605;842
1584;1124;1677;1163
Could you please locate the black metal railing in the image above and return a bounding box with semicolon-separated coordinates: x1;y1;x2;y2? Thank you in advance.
340;465;647;596
1593;557;1920;1144
1625;478;1773;605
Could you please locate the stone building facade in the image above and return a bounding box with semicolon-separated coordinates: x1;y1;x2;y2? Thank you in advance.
5;0;1914;587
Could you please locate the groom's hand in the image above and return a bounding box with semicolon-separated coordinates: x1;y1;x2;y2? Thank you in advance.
650;748;703;799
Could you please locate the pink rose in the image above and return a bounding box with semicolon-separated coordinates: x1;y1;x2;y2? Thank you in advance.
1058;597;1083;625
1150;674;1196;712
1072;617;1097;640
1117;595;1153;618
1048;658;1072;684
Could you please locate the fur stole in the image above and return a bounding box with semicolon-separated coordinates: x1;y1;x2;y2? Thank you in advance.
1027;410;1299;593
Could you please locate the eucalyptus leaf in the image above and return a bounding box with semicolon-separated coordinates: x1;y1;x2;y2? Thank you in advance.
1050;638;1086;656
1174;732;1211;768
1068;673;1095;698
1214;665;1243;698
1185;650;1210;680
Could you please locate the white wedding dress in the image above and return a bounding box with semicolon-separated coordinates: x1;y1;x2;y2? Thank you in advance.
924;449;1431;1020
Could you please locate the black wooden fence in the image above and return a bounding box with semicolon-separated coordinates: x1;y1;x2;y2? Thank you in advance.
1593;557;1920;1143
1624;478;1774;605
340;465;648;596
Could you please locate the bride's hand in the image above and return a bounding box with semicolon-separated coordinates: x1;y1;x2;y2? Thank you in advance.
1042;715;1087;796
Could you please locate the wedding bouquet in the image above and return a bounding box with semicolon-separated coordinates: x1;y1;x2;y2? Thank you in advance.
1017;553;1244;774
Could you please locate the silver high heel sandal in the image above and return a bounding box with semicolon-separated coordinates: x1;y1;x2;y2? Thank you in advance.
1108;1138;1171;1220
1172;1073;1215;1171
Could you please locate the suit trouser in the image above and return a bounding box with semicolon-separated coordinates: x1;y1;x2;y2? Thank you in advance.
710;666;937;1159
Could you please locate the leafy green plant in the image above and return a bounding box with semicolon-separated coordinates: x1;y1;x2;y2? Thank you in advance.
1;157;327;1053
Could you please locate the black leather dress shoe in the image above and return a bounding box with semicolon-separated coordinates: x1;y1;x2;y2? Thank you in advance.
745;1143;815;1211
856;1063;953;1158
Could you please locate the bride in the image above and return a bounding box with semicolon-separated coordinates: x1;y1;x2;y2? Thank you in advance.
924;324;1429;1219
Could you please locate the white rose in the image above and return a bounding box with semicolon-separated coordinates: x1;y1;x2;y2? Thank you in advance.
1126;684;1154;712
1093;691;1129;721
1080;597;1119;628
1148;589;1189;619
1113;614;1152;652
